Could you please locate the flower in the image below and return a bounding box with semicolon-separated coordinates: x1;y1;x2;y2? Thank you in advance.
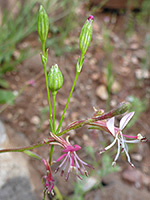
89;112;147;167
42;159;54;194
50;132;93;180
101;112;146;167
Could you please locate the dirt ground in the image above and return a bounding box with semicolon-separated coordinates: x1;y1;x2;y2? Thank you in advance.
0;8;150;200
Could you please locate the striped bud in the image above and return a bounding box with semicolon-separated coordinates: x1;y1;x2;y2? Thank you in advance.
79;15;94;55
48;64;63;95
37;5;49;43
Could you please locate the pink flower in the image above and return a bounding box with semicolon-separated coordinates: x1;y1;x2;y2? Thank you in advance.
103;112;146;167
42;159;54;194
50;132;93;180
90;112;146;167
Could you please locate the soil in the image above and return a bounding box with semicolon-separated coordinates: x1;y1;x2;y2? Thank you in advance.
0;7;150;200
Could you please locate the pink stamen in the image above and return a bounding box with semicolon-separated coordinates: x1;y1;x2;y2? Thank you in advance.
123;134;137;139
56;153;67;162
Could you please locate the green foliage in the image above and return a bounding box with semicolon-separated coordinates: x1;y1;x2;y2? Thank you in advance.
0;90;16;104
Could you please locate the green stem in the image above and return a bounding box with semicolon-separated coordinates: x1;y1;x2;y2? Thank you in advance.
42;42;54;132
49;144;54;165
52;93;56;132
42;42;45;56
49;93;56;165
0;141;50;154
56;71;80;134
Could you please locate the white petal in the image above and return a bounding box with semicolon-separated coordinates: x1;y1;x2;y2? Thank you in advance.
114;139;121;162
106;117;115;136
105;137;117;151
119;112;134;130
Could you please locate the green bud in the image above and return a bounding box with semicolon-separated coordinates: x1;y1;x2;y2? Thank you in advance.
37;5;49;43
79;15;94;56
48;64;63;95
111;101;131;116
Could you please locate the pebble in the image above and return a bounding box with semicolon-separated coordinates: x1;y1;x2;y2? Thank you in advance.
135;69;150;79
111;80;121;94
96;85;108;100
31;116;40;125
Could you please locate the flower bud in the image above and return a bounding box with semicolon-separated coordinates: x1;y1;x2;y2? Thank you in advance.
79;15;94;55
37;5;49;43
48;64;63;95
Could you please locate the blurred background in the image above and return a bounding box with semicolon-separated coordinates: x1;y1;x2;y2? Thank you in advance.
0;0;150;199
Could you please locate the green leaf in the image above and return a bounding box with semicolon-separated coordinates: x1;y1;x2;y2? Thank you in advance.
0;79;9;88
0;90;15;104
23;150;41;160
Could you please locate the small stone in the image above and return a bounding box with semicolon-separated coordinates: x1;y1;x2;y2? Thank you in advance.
82;177;98;192
111;81;121;94
7;113;13;120
132;154;142;162
0;121;8;147
91;73;99;81
110;99;117;107
31;116;40;125
130;43;139;50
134;49;146;60
135;69;150;79
131;56;139;64
96;85;108;100
19;121;26;127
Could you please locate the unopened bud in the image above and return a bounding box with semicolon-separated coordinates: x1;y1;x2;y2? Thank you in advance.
79;15;94;55
37;5;49;43
48;64;63;95
111;101;131;116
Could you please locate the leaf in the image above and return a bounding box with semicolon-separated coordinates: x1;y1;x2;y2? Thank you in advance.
0;79;9;88
0;90;15;104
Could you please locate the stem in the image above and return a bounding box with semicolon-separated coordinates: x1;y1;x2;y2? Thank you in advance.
42;42;45;56
0;141;50;154
49;93;56;165
56;71;80;134
42;42;54;133
52;93;56;132
49;145;54;165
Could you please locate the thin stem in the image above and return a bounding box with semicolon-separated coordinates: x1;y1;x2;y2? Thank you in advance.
49;93;56;165
56;71;80;134
42;42;54;132
52;93;56;132
42;42;45;56
49;144;54;165
0;141;51;154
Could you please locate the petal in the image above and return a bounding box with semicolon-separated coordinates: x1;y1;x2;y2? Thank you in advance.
114;139;121;162
119;112;134;130
106;117;115;136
